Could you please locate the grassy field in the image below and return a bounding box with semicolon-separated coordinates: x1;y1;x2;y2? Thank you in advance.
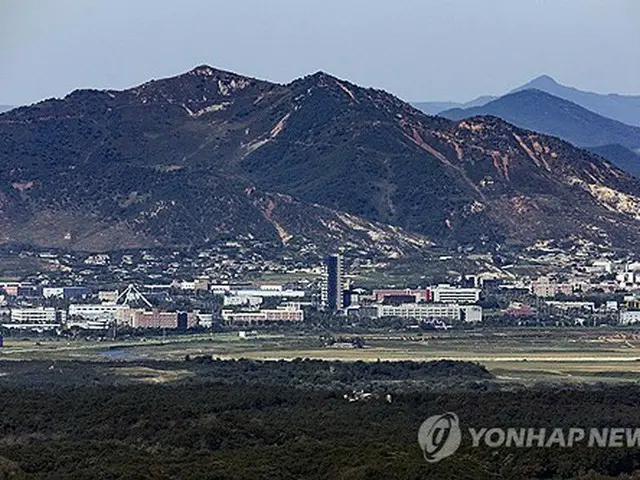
2;328;640;384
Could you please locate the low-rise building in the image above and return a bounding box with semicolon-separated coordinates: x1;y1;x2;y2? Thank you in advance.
373;303;482;323
531;277;573;298
9;307;65;326
545;301;596;312
431;284;480;304
605;301;619;312
172;280;196;291
503;302;536;317
69;303;129;321
0;283;39;297
620;310;640;325
0;283;21;296
125;310;198;329
222;305;304;325
590;260;613;274
43;286;91;300
98;290;119;303
230;287;305;298
372;288;430;303
223;295;263;307
66;318;111;330
196;312;214;328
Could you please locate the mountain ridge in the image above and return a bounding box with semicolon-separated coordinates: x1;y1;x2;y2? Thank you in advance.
3;66;640;253
440;89;640;150
412;95;497;116
414;75;640;127
512;75;640;127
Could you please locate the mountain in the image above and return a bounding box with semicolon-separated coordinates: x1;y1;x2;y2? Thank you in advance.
586;144;640;178
3;66;640;253
0;105;13;113
0;69;431;256
440;89;640;152
512;75;640;127
415;75;640;127
413;95;496;115
411;101;458;115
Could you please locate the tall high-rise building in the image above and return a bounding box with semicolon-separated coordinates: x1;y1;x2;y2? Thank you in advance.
321;254;344;311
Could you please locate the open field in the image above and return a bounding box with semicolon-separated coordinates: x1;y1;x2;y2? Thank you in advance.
2;328;640;384
0;329;640;477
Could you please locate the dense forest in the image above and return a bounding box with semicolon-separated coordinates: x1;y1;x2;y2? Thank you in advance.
0;360;638;478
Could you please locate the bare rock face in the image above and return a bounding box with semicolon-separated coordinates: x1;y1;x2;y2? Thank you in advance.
1;66;640;254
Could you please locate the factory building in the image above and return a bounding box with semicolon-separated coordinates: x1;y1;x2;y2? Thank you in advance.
223;295;263;307
229;287;305;298
6;307;66;329
69;304;129;320
619;311;640;325
372;303;482;323
42;286;91;300
430;284;481;304
124;310;199;329
372;289;431;303
222;305;304;325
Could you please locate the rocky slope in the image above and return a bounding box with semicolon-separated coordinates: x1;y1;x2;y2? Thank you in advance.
2;66;640;253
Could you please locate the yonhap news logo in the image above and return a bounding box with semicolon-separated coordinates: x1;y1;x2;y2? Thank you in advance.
417;412;462;462
418;412;640;463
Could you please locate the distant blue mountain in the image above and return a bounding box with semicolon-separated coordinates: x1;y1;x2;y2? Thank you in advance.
414;75;640;127
411;101;458;115
412;95;496;116
0;105;14;113
512;75;640;127
439;89;640;176
440;89;640;151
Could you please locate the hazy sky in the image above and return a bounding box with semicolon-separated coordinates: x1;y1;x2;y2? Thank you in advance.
1;0;638;106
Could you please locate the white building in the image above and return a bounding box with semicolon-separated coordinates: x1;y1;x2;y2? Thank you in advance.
196;313;214;328
172;280;196;291
98;290;119;303
223;295;263;307
210;285;232;294
230;287;305;298
591;260;613;274
530;277;573;298
42;286;90;299
69;303;129;320
545;301;596;312
66;318;111;330
374;303;482;323
620;311;640;325
460;305;483;322
84;254;110;265
431;284;481;304
605;301;619;312
222;305;304;324
42;287;65;299
10;307;65;325
617;271;640;289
